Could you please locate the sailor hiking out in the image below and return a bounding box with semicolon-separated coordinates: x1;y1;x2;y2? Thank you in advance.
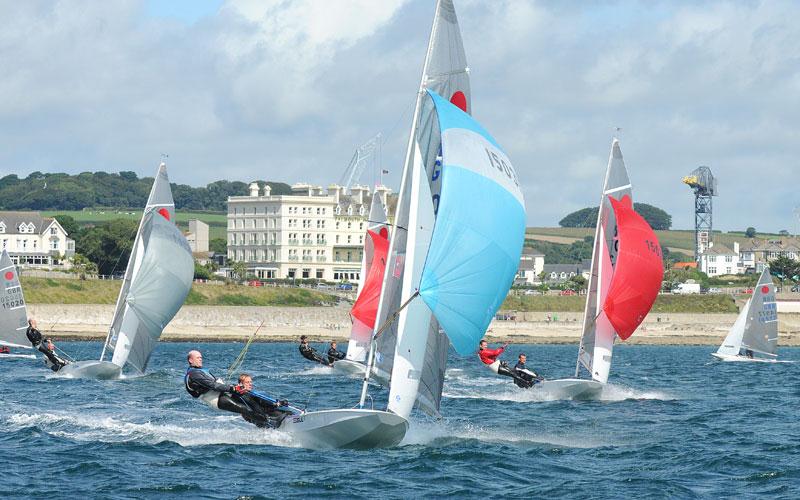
184;350;294;428
513;353;543;388
478;340;534;388
327;341;346;365
26;319;67;371
298;335;330;366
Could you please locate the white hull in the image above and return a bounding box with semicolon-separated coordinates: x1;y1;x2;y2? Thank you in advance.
57;360;122;379
710;353;790;363
280;409;408;449
0;353;37;360
331;359;366;377
534;378;604;400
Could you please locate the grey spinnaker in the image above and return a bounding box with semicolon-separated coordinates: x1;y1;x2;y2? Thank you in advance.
0;250;30;349
101;162;193;374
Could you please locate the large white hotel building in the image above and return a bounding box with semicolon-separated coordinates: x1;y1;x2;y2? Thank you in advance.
227;182;392;282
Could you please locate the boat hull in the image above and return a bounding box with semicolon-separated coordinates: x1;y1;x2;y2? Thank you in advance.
710;353;788;363
57;360;122;379
534;378;604;400
280;409;408;449
331;359;366;377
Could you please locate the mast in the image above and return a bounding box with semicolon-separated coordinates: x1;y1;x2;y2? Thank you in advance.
358;0;443;408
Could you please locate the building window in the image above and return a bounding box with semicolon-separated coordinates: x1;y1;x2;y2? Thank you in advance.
347;235;352;244
709;267;717;274
347;222;352;229
0;223;5;233
287;268;296;279
336;222;340;230
336;235;340;243
302;268;311;279
50;227;58;235
725;255;732;262
359;222;364;230
316;269;324;279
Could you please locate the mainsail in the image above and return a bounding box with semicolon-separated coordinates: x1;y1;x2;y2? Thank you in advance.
346;194;390;363
716;268;778;358
576;139;662;383
101;163;194;374
385;90;525;418
371;0;471;413
0;250;31;349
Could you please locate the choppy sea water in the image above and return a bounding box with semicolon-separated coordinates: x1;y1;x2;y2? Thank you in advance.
1;342;798;499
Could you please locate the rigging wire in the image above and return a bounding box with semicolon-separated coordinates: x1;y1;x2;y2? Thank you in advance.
225;319;265;383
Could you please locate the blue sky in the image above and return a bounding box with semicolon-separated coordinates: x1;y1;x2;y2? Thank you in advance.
0;0;798;233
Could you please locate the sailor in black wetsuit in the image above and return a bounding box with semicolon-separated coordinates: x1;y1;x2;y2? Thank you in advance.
184;350;257;418
26;319;66;371
232;373;291;428
298;335;330;365
513;353;542;388
327;341;346;364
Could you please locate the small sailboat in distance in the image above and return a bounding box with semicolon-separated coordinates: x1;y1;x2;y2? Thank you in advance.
534;139;663;399
58;162;194;379
332;194;390;378
712;268;785;362
0;250;37;360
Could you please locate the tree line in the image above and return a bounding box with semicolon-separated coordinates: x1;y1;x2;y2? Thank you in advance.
559;203;672;230
0;171;291;211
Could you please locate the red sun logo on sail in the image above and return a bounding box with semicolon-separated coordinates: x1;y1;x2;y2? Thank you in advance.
158;208;171;221
761;285;770;294
450;91;467;112
4;271;13;280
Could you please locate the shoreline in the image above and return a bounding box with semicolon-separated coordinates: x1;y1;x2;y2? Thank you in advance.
27;304;800;346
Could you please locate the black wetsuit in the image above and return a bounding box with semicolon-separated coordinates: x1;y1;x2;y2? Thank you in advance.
299;343;329;365
327;347;346;364
26;325;66;371
513;361;541;388
237;391;292;428
184;366;255;417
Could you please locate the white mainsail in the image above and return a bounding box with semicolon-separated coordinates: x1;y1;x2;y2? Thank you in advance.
0;250;32;350
715;268;778;360
100;163;194;374
575;139;631;384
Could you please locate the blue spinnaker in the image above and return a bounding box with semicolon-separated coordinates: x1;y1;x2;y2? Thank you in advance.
418;90;526;356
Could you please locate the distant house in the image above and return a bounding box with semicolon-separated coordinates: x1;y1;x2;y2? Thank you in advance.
542;263;586;284
0;211;75;268
671;261;697;271
185;219;209;253
699;242;740;277
739;238;800;273
516;247;545;284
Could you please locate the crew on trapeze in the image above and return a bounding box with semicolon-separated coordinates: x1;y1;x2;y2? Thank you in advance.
184;350;292;428
513;353;543;388
298;335;330;365
327;340;346;365
26;318;68;371
477;339;538;388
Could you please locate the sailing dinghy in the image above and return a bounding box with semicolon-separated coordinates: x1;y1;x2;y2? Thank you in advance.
58;162;194;379
278;0;525;449
0;250;37;360
533;139;663;399
712;268;786;362
332;194;390;378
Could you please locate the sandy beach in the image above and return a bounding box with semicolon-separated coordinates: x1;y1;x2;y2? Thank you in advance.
26;303;800;346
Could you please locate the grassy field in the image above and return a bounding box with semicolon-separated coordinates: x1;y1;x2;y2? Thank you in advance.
526;227;782;253
502;293;739;313
43;209;228;240
21;277;336;307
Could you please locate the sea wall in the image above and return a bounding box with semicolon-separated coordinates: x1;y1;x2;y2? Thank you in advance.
27;304;800;345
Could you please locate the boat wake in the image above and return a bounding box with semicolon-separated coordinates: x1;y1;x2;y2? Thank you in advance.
4;411;298;448
401;420;615;449
285;365;333;377
443;380;675;403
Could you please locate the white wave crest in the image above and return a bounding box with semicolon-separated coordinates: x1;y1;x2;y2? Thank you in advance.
5;411;298;448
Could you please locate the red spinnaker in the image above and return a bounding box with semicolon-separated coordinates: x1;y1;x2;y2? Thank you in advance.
603;195;663;340
350;230;390;328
